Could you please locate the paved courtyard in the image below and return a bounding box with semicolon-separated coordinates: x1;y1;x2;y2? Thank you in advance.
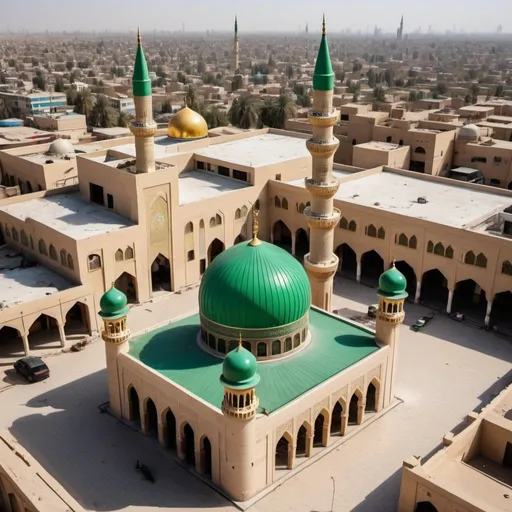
1;277;512;512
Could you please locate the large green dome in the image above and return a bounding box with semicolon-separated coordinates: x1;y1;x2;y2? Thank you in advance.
378;265;408;299
99;285;130;319
199;240;311;329
220;345;260;389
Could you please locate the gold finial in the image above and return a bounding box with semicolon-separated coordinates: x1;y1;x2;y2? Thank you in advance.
137;27;142;45
248;207;261;246
392;259;396;268
322;14;326;36
111;281;115;288
238;332;243;349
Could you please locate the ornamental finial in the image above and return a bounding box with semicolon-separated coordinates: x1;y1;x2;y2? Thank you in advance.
249;206;261;246
392;258;396;268
238;332;243;349
322;14;326;36
137;27;141;46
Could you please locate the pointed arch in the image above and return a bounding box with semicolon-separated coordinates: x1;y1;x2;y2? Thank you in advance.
215;213;222;225
125;246;134;259
88;253;102;270
409;235;417;249
200;435;212;476
427;240;434;253
274;196;281;208
475;252;487;268
377;226;385;239
241;205;248;216
49;244;57;261
348;389;364;425
181;422;196;466
331;400;344;436
185;221;194;234
365;378;381;412
38;239;47;255
445;245;454;259
235;208;241;219
115;248;124;261
296;421;312;458
339;216;348;230
398;233;408;246
464;250;476;265
366;224;377;238
348;220;357;232
282;197;288;210
60;249;67;266
434;242;445;256
313;408;330;447
298;202;306;214
11;227;18;242
67;253;74;270
127;385;141;426
502;260;512;276
275;431;293;470
20;230;28;246
162;407;177;450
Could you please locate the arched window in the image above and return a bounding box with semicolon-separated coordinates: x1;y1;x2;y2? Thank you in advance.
125;246;134;259
29;235;34;249
502;260;512;276
348;220;357;232
49;244;57;261
398;233;408;246
340;217;348;230
366;224;377;238
241;205;248;216
257;342;267;357
272;340;281;355
427;240;434;253
434;242;445;256
60;249;67;266
298;203;306;214
185;222;194;234
38;239;47;255
282;198;288;210
274;196;281;208
209;217;216;227
67;254;74;270
377;227;386;239
215;214;222;226
11;228;19;242
4;227;10;238
464;251;476;266
235;208;241;219
475;252;487;268
115;249;124;261
20;230;28;246
217;339;226;353
284;337;292;352
88;253;102;271
293;333;300;348
445;245;454;259
409;235;417;249
414;147;426;154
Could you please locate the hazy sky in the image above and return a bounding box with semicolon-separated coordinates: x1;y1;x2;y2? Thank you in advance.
2;0;511;34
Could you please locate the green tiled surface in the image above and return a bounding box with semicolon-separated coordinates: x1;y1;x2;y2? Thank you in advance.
128;308;379;413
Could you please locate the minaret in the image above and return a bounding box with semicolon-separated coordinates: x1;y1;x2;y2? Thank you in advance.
303;15;340;312
233;16;239;73
219;335;260;501
130;28;157;173
400;15;404;40
99;285;131;417
375;263;407;408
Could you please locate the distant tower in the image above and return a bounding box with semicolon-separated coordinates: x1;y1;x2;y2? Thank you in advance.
129;28;156;173
219;336;260;501
303;15;340;312
233;16;239;72
375;263;407;408
400;15;404;40
100;285;131;417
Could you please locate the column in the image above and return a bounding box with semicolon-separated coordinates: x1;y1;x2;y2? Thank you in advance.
356;260;362;283
322;422;330;446
57;322;66;348
446;289;454;314
177;434;185;460
140;402;147;434
358;400;366;425
21;333;30;356
305;433;313;457
291;234;296;256
414;280;421;304
194;447;201;473
157;419;166;446
288;443;296;469
485;300;493;326
341;413;348;436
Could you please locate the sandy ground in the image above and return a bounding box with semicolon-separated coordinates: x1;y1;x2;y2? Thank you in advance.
1;277;511;512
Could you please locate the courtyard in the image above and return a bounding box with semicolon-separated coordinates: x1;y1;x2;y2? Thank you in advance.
1;277;511;511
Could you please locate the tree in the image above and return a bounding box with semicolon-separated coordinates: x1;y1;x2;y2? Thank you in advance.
202;106;229;129
54;77;65;92
259;98;276;127
470;83;480;104
367;68;377;88
32;70;46;91
89;94;117;128
293;84;311;107
160;100;172;113
66;61;74;71
495;84;505;98
271;93;296;129
74;89;94;118
373;85;386;102
117;111;133;128
436;81;449;96
66;87;78;105
185;85;199;111
384;68;395;87
229;95;259;129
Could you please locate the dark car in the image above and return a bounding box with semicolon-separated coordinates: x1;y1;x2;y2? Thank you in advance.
13;357;50;383
411;315;434;332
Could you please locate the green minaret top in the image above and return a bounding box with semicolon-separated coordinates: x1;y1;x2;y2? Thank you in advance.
132;28;152;97
235;15;238;35
313;15;334;91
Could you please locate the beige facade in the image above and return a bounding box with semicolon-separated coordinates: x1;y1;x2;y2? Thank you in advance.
32;113;87;141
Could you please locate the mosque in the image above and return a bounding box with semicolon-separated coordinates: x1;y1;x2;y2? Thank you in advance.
98;20;409;502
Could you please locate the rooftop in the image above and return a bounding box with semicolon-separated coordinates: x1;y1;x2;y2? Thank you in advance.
287;169;351;187
355;141;405;151
0;193;134;240
194;133;310;168
179;170;250;205
128;308;379;413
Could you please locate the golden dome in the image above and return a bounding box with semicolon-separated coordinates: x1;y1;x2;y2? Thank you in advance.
167;106;208;139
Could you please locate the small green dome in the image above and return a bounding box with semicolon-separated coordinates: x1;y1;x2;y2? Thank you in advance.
199;240;311;329
99;285;130;319
378;265;408;299
220;345;260;390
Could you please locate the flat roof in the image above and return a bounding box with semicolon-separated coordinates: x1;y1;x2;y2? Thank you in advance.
194;133;310;168
128;308;379;413
179;170;250;205
0;193;134;240
355;141;404;151
0;265;74;309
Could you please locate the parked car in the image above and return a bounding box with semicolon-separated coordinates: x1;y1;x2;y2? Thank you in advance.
13;357;50;383
412;315;434;332
367;304;378;318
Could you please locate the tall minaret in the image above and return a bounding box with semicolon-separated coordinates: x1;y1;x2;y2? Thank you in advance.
130;28;156;173
303;15;340;312
399;15;404;41
233;16;239;73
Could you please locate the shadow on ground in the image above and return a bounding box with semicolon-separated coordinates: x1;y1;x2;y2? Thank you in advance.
10;369;230;511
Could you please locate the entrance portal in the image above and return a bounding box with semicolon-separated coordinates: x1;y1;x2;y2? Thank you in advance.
330;402;343;435
273;220;292;253
360;250;384;286
296;424;308;458
151;254;171;293
335;243;357;278
394;261;416;299
313;413;326;447
64;302;90;341
165;409;177;450
490;291;512;334
275;435;291;470
183;423;195;466
348;393;359;425
207;238;225;263
129;387;140;427
295;228;309;258
28;314;60;350
201;437;212;476
115;272;137;303
453;279;487;321
145;398;158;437
421;269;449;309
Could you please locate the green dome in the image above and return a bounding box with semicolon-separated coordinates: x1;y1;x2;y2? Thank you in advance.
199;240;311;329
378;265;408;299
220;345;260;390
99;285;130;319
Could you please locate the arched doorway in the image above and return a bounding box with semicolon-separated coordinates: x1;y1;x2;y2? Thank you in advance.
151;254;171;293
64;302;90;340
313;412;327;447
415;502;439;512
421;269;449;309
490;291;512;334
394;260;416;299
165;409;177;450
182;423;195;466
273;220;292;253
115;272;137;303
129;387;140;427
295;228;309;258
335;243;357;278
208;238;225;263
361;250;384;286
145;398;158;438
234;234;245;245
201;436;212;477
453;279;487;321
0;326;24;357
366;382;377;412
296;424;308;458
330;402;343;435
28;314;60;350
348;392;359;425
275;434;292;470
8;494;21;512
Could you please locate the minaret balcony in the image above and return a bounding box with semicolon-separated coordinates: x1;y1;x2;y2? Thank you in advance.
222;396;259;420
377;311;405;323
304;253;339;282
306;137;340;158
129;121;157;138
304;207;341;230
308;109;339;127
102;329;131;344
305;178;340;199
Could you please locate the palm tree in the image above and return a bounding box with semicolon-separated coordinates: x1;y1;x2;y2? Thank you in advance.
185;85;199;111
117;111;133;128
89;94;117;128
203;107;229;129
259;98;276;128
373;86;386;102
271;93;296;129
74;89;94;118
229;96;259;129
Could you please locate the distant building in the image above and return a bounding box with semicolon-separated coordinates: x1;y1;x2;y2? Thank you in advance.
0;91;67;117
